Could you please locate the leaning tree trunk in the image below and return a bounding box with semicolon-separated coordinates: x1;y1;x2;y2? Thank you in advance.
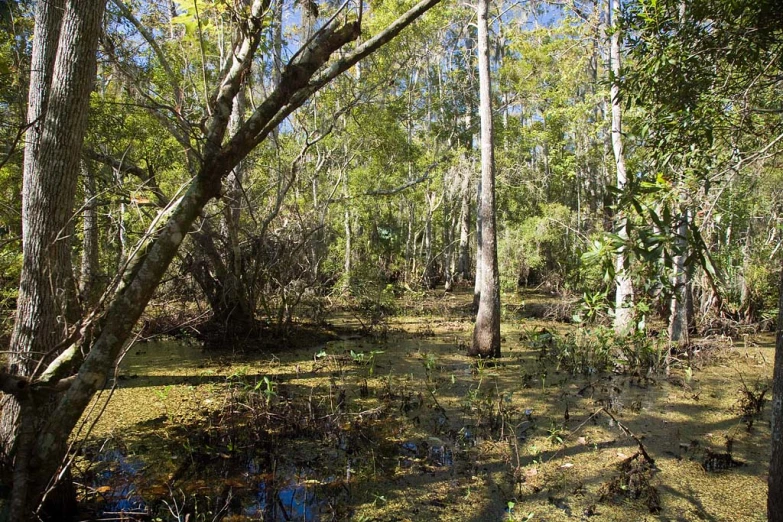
469;0;500;358
0;3;441;520
4;0;106;519
610;0;634;336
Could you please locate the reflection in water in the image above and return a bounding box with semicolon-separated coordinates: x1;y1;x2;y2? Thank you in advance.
244;477;323;521
92;449;148;515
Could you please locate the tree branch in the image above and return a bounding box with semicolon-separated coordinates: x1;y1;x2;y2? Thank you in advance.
35;0;442;473
110;0;184;110
204;0;271;155
228;0;443;162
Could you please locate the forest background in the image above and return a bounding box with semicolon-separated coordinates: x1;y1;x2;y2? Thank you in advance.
0;0;781;520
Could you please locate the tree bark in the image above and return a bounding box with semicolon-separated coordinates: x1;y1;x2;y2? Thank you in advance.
473;175;483;309
470;0;500;358
457;159;471;281
769;254;783;521
80;161;100;308
0;0;64;472
4;0;106;518
610;0;634;336
669;208;690;346
10;0;67;376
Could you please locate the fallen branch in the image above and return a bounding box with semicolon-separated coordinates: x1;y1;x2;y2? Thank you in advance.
601;407;655;465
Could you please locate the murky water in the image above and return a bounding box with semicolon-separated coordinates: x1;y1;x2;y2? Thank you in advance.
75;293;772;521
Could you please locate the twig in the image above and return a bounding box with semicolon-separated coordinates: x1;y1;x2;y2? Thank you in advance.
546;407;603;463
601;407;655;465
428;387;449;420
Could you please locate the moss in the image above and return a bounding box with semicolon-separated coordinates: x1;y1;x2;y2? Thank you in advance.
74;290;772;521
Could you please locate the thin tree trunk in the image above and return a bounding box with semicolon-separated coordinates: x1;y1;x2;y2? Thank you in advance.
423;189;435;288
470;0;500;358
80;161;100;308
610;0;634;335
342;169;352;291
473;176;483;309
405;200;413;281
457;161;471;280
740;223;753;320
669;208;690;346
218;86;252;321
443;176;456;292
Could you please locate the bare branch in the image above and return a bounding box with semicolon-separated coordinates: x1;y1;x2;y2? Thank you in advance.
226;0;443;163
110;0;184;109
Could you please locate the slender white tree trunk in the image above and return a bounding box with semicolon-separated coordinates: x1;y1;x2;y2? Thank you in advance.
473;176;483;307
610;0;634;335
342;169;352;291
457;161;471;280
470;0;501;358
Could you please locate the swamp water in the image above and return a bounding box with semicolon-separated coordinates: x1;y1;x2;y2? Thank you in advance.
75;294;772;521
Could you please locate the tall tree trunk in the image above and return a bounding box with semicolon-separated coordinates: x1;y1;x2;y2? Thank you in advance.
1;0;64;469
739;223;753;320
470;0;500;358
271;0;283;143
610;0;634;335
4;0;105;518
342;169;352;291
473;176;483;309
10;0;67;376
218;86;254;324
443;172;457;292
405;199;414;281
191;90;256;329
